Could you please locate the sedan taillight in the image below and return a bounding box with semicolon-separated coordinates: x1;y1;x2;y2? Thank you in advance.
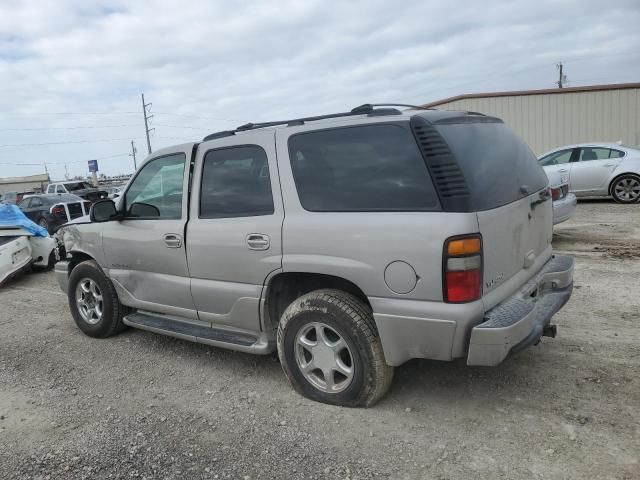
50;205;66;217
443;234;482;303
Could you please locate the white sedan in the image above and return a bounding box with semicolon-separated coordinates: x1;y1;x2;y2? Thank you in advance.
538;143;640;203
546;170;577;225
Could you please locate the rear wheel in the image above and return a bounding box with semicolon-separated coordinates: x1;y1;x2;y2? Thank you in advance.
68;260;128;338
277;289;394;407
611;174;640;204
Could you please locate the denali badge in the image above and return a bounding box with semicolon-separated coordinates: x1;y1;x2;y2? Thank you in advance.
485;272;504;289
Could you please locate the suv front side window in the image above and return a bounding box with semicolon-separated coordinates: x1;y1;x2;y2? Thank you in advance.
47;185;55;193
124;153;186;219
56;185;66;193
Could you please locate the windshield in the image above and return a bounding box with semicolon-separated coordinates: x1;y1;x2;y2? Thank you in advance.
65;182;91;191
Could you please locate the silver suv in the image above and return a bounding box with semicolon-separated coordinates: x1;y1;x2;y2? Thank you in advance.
55;104;574;407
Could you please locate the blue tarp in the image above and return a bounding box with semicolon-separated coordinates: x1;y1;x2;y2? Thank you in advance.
0;204;48;237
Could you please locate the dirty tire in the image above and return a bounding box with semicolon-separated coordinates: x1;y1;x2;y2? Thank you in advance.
277;289;394;407
68;260;128;338
610;174;640;204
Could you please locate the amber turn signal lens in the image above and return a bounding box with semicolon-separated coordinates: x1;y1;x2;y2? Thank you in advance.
447;237;481;256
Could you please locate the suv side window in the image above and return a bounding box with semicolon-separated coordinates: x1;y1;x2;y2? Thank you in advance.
56;185;66;193
30;197;43;208
288;124;440;211
47;185;55;193
200;145;274;218
539;149;572;166
19;198;31;208
125;153;186;219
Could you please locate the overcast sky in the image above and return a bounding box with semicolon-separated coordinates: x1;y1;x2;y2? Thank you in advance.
1;0;639;179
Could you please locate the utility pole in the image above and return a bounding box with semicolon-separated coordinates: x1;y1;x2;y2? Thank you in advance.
556;62;565;88
141;93;154;154
130;140;138;171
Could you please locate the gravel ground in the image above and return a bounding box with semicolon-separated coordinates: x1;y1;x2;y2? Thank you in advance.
1;199;638;480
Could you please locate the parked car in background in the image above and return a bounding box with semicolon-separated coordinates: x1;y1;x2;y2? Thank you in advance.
1;192;21;205
106;186;123;200
18;194;91;234
539;143;640;203
1;204;57;285
55;105;574;407
545;170;577;225
46;181;108;202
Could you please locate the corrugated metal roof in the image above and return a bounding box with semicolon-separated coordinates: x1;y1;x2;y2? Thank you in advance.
421;82;640;108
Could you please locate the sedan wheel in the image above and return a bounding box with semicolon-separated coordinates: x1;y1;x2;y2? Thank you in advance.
611;175;640;204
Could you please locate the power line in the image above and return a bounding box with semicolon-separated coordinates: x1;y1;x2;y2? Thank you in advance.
0;137;144;148
0;124;140;131
154;112;244;122
6;111;139;116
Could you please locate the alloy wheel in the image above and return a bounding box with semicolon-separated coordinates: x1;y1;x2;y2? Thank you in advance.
294;322;354;393
75;278;104;325
614;177;640;202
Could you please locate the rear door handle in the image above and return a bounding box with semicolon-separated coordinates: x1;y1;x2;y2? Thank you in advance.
558;168;568;172
163;233;182;248
247;233;270;250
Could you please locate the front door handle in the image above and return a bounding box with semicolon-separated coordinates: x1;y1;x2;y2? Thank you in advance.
603;163;614;167
163;233;182;248
247;233;270;250
558;168;568;172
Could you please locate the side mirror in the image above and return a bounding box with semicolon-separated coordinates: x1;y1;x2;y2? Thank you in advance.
90;199;118;222
129;202;160;218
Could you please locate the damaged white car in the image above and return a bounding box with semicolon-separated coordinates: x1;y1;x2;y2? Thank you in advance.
0;204;56;286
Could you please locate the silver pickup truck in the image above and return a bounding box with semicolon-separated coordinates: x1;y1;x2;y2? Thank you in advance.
55;104;573;407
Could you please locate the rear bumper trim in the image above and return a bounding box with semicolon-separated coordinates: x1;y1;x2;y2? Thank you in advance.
55;260;70;294
467;255;574;366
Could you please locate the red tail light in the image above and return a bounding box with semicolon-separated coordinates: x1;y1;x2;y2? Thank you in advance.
443;234;482;303
551;187;561;201
51;205;66;217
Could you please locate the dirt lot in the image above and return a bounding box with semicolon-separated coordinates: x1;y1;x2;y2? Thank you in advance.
1;200;638;480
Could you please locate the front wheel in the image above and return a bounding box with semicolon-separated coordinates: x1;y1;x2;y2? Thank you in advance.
68;260;128;338
277;289;394;407
611;174;640;204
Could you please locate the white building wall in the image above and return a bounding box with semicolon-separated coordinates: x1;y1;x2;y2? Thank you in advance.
431;88;640;155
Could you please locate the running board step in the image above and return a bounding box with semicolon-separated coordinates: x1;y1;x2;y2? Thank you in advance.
123;311;257;347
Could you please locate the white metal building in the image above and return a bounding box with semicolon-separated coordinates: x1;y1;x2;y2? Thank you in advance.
0;173;50;195
421;83;640;155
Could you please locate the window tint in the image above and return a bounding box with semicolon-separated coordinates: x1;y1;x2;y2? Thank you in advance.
435;122;548;210
288;124;440;211
539;149;573;166
610;149;625;158
579;147;612;161
125;153;185;219
56;185;66;193
47;185;55;193
30;197;43;208
200;146;274;218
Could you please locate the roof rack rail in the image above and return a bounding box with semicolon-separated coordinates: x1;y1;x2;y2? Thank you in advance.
202;103;434;141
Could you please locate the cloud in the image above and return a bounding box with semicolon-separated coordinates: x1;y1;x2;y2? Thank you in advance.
1;0;639;178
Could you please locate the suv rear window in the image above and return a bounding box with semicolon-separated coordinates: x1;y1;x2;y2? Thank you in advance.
288;124;440;212
434;122;548;211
